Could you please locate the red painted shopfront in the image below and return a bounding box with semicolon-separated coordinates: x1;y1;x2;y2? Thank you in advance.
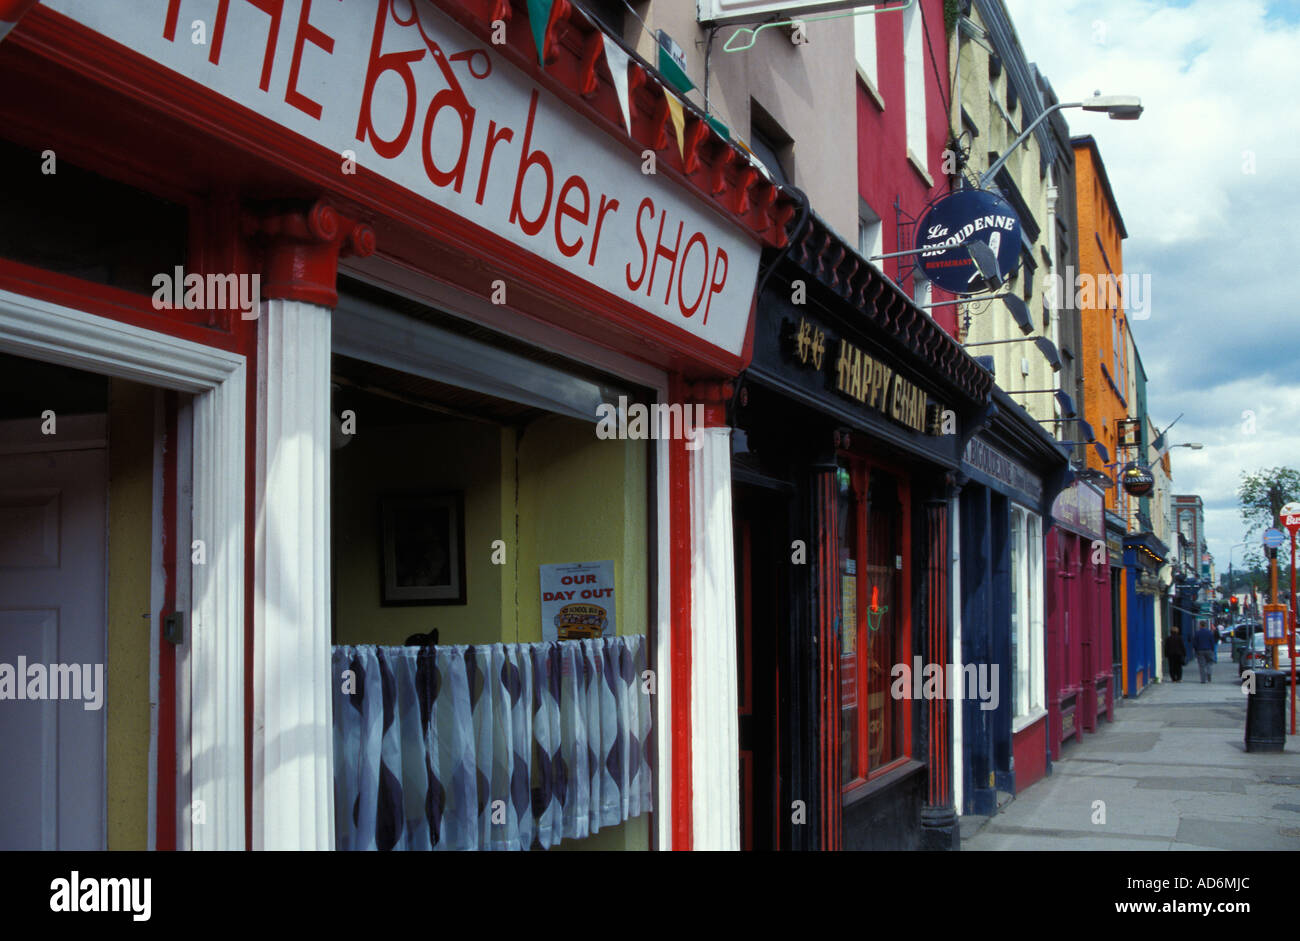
1046;479;1112;759
0;0;797;850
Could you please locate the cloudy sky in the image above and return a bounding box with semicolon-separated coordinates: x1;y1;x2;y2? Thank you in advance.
1003;0;1300;578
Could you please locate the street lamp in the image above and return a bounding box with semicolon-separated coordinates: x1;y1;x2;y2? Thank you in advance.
964;334;1062;372
980;94;1144;188
922;292;1035;335
1015;389;1076;417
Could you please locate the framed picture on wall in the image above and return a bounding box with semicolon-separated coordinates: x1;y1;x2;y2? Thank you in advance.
379;492;466;605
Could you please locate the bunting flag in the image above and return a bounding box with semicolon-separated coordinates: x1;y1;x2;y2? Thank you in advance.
663;87;686;160
602;34;633;136
657;36;695;96
525;0;553;66
705;115;730;141
735;137;773;182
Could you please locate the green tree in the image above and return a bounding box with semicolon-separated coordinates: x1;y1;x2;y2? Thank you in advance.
1237;466;1300;565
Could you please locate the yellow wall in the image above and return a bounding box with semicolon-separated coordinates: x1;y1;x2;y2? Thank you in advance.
517;417;650;853
332;419;506;646
331;411;650;850
517;415;648;643
954;5;1059;420
106;380;154;850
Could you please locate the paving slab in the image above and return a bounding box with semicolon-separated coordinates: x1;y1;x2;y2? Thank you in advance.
963;650;1300;851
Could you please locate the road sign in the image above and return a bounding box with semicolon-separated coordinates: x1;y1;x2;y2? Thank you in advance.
1264;604;1287;644
1282;502;1300;534
1263;527;1286;549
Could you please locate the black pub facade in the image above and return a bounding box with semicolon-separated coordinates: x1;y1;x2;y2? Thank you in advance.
729;211;993;851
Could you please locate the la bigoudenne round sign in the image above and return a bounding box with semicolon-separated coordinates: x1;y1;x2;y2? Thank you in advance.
915;189;1023;295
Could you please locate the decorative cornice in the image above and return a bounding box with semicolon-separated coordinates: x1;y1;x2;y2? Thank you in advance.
785;212;995;405
688;379;734;428
244;200;375;309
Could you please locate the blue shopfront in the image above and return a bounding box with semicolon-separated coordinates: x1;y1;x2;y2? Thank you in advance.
955;389;1069;815
1123;532;1168;697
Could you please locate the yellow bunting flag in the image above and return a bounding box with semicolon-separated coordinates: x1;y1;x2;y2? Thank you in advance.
664;88;685;160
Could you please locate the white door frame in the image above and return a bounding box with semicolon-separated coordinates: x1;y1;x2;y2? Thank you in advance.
0;288;246;850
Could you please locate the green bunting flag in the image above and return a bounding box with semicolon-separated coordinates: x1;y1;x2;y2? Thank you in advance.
658;41;695;96
526;0;553;66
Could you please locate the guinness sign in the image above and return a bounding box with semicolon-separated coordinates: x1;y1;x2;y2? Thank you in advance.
1121;462;1155;497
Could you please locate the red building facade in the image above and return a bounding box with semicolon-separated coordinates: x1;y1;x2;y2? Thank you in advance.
854;0;958;338
1046;480;1114;757
0;0;798;850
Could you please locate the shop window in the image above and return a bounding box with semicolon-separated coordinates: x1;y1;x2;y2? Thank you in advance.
902;1;927;162
1010;506;1045;722
858;200;883;269
912;270;932;309
579;0;627;37
839;457;910;791
749;107;792;185
854;6;880;97
0;137;187;295
327;299;656;850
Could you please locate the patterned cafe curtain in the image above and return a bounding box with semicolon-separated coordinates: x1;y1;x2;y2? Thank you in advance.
333;636;653;850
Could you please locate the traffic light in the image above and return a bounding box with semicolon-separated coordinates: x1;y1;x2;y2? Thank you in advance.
1230;595;1239;615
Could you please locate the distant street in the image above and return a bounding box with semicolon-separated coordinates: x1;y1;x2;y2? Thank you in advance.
963;651;1300;850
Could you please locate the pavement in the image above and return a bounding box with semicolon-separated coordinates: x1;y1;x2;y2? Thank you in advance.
962;649;1300;850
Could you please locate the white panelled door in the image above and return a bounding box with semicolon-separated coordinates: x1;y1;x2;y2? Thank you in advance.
0;416;107;849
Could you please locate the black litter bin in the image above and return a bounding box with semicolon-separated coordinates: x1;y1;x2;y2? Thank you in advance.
1245;668;1286;752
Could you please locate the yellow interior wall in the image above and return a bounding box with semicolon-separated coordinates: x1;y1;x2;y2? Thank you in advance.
518;416;649;851
106;380;153;850
516;415;648;643
333;419;504;646
332;411;650;850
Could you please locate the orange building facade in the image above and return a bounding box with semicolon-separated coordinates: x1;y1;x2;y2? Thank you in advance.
1074;136;1132;521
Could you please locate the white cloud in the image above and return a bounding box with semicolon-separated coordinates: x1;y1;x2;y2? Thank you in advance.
1003;0;1300;570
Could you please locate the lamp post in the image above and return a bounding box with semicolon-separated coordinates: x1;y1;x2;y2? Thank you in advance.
979;95;1143;188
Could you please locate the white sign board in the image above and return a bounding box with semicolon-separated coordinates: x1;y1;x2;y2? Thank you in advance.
540;561;616;642
698;0;888;26
49;0;759;357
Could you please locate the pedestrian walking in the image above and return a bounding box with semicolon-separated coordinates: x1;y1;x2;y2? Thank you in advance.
1163;626;1185;682
1193;622;1216;683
